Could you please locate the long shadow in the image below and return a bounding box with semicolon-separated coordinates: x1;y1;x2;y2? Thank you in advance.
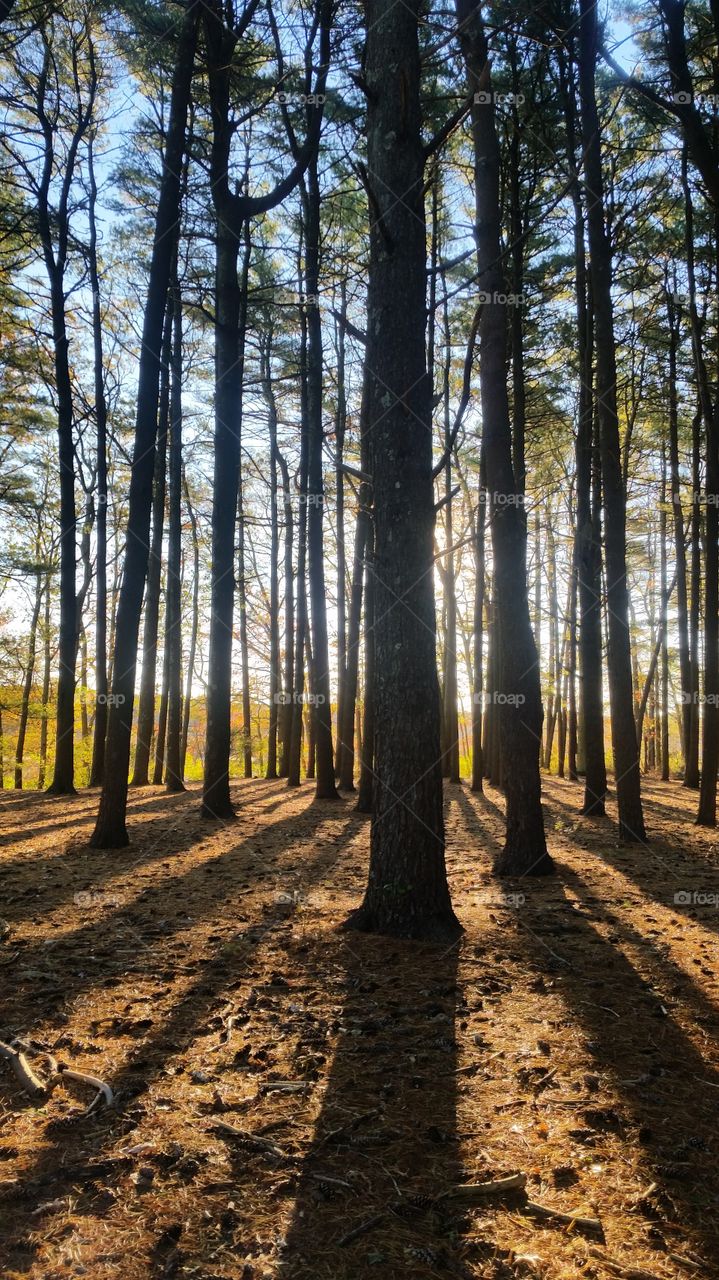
274;932;466;1280
452;785;504;861
513;869;719;1266
546;785;719;938
1;783;301;925
2;807;364;1275
0;797;338;1037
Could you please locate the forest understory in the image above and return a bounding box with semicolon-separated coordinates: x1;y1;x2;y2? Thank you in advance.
0;778;717;1280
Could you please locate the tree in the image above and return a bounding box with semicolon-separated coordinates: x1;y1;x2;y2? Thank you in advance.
455;0;553;875
90;0;200;847
345;0;461;939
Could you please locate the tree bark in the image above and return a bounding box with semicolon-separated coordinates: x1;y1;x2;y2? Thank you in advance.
91;0;199;847
346;0;460;938
456;0;552;875
578;0;645;840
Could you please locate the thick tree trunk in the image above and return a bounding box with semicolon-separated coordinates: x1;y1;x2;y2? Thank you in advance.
579;0;645;840
202;219;251;816
456;0;552;875
90;0;199;847
346;0;460;938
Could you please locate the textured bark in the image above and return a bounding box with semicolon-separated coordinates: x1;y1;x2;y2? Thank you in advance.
263;336;280;781
87;134;109;787
165;274;185;792
338;372;370;791
14;566;43;789
456;0;552;875
90;0;199;847
277;447;294;778
579;0;645;840
302;159;337;799
471;453;486;792
180;470;199;778
131;308;171;787
346;0;460;938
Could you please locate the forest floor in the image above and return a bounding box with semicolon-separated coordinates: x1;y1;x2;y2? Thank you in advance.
0;775;718;1280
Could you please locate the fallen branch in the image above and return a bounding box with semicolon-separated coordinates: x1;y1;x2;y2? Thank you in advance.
0;1040;47;1098
439;1172;527;1202
59;1067;114;1110
338;1212;385;1247
588;1249;664;1280
524;1199;603;1236
209;1121;289;1159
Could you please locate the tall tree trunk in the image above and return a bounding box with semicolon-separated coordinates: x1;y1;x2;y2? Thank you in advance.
346;0;460;938
165;271;185;792
91;0;199;847
665;282;693;783
288;307;310;789
456;0;552;875
278;447;295;777
153;646;169;785
302;160;337;800
264;335;281;780
38;574;51;790
201;210;251;816
578;0;645;840
131;307;171;786
441;293;460;784
338;375;370;791
238;459;253;780
334;281;348;779
181;469;199;778
88;135;109;787
356;519;375;814
14;568;43;789
471;452;486;791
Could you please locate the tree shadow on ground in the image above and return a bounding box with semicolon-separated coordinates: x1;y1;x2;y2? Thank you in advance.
273;931;467;1280
2;804;362;1275
545;780;719;938
0;781;302;924
512;869;719;1267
